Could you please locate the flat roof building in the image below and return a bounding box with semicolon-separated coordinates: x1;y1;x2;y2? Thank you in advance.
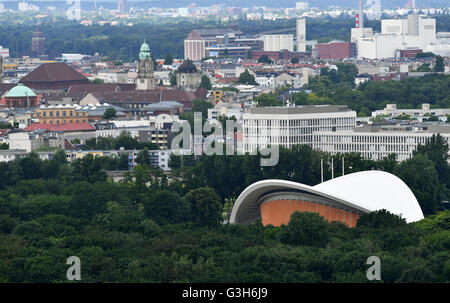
243;105;357;153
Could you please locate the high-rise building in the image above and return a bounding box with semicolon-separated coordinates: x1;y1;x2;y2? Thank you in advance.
136;41;156;90
31;28;45;56
118;0;127;14
184;27;244;61
296;19;306;52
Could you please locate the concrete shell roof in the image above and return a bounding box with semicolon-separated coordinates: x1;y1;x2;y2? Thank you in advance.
230;170;424;225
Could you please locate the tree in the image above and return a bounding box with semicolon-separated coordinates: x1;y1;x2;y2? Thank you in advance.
170;72;177;86
0;143;9;150
192;99;213;118
103;108;117;120
184;187;222;227
238;69;258;85
394;154;444;215
164;54;173;65
200;75;212;90
258;55;272;64
279;211;329;247
416;63;431;72
118;153;130;170
168;153;182;170
136;148;151;167
17;153;43;180
291;57;299;64
415;52;435;58
414;134;449;187
356;209;407;229
434;56;445;72
143;190;190;225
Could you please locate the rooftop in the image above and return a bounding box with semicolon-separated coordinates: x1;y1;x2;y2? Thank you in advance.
247;105;351;115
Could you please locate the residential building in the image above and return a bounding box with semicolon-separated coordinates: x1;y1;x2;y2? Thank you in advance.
8;131;65;152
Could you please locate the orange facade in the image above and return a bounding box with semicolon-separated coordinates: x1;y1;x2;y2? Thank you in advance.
260;199;361;227
32;108;88;125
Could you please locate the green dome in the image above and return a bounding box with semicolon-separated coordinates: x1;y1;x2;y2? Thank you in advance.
139;40;151;60
6;83;37;98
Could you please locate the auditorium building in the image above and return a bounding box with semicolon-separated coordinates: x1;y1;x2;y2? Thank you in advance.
230;171;424;227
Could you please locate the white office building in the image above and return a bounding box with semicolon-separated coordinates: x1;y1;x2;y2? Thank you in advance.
263;35;294;52
243;105;356;153
372;104;450;120
312;124;450;162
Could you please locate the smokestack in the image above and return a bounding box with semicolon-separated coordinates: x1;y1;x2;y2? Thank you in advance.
359;0;364;29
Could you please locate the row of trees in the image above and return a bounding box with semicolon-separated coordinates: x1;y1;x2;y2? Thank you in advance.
167;134;449;215
0;174;448;282
299;66;450;116
0;132;448;282
6;14;450;60
83;131;158;151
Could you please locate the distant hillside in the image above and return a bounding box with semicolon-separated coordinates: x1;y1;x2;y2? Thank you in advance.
127;0;450;8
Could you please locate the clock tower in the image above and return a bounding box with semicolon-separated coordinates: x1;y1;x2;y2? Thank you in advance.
136;40;156;90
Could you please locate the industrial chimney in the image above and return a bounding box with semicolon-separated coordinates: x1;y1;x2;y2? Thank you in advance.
359;0;364;29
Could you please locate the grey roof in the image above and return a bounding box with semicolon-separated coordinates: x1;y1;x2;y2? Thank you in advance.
248;105;350;115
143;101;184;110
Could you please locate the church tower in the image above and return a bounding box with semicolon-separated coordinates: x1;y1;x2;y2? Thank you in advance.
136;40;156;90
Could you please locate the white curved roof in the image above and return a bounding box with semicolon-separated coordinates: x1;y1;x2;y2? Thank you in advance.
230;170;424;225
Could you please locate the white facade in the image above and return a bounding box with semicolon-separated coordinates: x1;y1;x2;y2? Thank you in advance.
231;171;424;225
355;16;437;59
0;46;10;58
312;130;450;162
255;75;275;87
184;40;205;61
263;35;294;52
295;2;309;10
243;106;357;153
296;19;306;52
372;104;450;119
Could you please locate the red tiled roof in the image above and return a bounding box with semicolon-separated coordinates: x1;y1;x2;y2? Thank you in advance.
89;88;196;109
24;122;95;132
67;83;137;94
0;129;10;137
194;87;208;100
20;63;88;83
